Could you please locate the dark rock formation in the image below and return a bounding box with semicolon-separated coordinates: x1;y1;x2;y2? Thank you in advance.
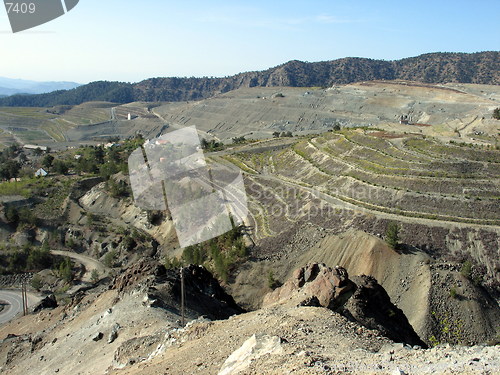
342;275;428;348
112;259;244;320
33;294;58;313
263;263;427;348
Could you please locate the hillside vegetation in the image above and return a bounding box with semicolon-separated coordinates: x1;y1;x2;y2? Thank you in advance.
0;52;498;107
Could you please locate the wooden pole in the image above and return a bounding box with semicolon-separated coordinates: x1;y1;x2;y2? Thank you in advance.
24;280;28;315
21;281;26;316
180;267;185;327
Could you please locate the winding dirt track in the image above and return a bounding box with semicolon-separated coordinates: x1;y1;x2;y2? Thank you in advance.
51;250;108;282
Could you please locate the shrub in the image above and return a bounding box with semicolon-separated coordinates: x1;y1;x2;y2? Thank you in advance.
90;269;99;283
58;257;73;283
460;261;473;279
52;160;69;175
385;222;400;249
106;178;129;198
267;270;280;289
449;287;458;299
31;275;43;290
27;246;52;270
232;136;246;144
4;206;19;224
164;256;182;270
103;250;117;267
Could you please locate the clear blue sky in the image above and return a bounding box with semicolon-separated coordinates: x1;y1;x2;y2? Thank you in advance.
0;0;498;83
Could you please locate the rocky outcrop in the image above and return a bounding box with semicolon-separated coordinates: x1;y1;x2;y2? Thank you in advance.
262;263;356;310
263;263;427;348
342;275;428;348
112;259;245;320
218;334;284;375
32;294;58;312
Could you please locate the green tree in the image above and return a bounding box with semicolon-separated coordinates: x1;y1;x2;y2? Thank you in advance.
58;257;73;283
267;270;280;289
18;207;38;226
90;269;99;283
4;206;19;224
493;107;500;120
385;222;400;250
99;163;119;180
31;275;43;290
52;160;69;175
103;250;117;267
27;246;52;270
42;154;54;169
0;160;21;180
106;178;129;197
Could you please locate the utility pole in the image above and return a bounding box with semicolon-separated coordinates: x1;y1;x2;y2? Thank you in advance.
180;267;185;327
21;279;27;316
24;279;28;315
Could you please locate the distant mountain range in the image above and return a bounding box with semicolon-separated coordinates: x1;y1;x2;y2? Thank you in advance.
0;77;80;96
0;51;498;107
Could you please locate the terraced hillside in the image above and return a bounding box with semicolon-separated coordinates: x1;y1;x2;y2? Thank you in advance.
153;81;500;142
215;130;499;288
0;102;166;148
1;81;498;149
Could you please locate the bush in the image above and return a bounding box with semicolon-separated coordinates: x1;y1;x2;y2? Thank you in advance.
449;287;458;299
52;160;69;175
164;256;182;270
122;235;137;251
4;206;19;224
106;178;129;198
232;136;246;144
267;270;280;289
31;274;43;290
18;207;38;226
385;222;400;249
27;246;52;270
103;250;117;267
58;257;73;283
460;261;473;279
493;108;500;120
90;269;99;283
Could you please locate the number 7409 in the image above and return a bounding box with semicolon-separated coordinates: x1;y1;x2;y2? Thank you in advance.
6;2;36;14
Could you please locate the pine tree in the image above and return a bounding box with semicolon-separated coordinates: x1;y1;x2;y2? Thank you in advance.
385;222;400;250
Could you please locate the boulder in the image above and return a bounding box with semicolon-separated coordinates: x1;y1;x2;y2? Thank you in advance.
33;294;58;313
218;334;283;375
262;263;356;310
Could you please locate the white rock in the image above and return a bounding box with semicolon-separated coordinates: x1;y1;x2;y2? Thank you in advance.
218;334;284;375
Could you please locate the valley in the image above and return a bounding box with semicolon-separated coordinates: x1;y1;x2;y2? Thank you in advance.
0;78;498;374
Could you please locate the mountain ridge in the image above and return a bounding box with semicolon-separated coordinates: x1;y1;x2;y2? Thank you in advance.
0;51;498;107
0;76;81;96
